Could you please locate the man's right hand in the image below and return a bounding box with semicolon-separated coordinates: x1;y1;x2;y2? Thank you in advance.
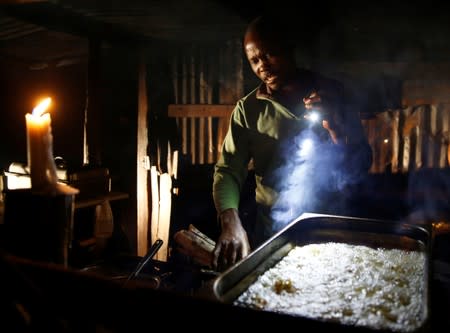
303;89;346;144
212;208;251;271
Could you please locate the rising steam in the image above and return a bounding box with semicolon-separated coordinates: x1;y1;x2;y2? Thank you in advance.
270;128;367;232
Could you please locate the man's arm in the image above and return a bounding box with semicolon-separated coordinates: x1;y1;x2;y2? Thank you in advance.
212;102;252;270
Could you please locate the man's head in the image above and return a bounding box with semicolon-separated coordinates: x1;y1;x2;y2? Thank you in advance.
243;15;297;92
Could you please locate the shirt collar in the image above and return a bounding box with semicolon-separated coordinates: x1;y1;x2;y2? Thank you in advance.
255;83;272;100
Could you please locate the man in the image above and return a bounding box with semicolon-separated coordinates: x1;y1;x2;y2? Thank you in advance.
212;15;372;270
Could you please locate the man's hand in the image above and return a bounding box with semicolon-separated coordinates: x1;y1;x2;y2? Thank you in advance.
212;208;251;271
303;90;346;144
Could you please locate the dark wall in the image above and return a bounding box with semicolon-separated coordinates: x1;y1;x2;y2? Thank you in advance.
0;62;86;171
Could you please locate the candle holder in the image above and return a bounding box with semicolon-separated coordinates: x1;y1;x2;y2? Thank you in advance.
2;188;76;267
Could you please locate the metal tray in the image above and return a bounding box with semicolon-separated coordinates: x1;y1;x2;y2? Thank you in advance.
212;213;431;332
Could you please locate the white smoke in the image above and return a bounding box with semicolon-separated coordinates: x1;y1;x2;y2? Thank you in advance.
270;127;363;232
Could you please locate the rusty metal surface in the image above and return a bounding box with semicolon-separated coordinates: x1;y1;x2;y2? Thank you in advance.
212;213;431;332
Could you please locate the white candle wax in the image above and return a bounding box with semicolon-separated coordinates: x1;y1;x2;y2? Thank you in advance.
25;98;58;190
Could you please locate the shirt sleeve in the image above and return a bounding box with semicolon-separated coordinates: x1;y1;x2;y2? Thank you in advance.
213;100;251;214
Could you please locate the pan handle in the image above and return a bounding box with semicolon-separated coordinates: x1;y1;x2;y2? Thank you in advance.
124;239;163;284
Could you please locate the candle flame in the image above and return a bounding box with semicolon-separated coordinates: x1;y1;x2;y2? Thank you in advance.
32;97;52;117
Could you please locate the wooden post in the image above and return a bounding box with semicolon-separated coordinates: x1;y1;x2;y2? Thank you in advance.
428;105;438;168
199;53;206;164
181;56;188;156
415;108;424;169
137;50;149;256
440;104;449;167
190;118;196;164
207;52;214;164
190;53;197;163
84;38;103;166
207;117;213;164
391;110;400;173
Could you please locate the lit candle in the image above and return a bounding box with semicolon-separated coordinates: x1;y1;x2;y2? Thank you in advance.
26;97;59;191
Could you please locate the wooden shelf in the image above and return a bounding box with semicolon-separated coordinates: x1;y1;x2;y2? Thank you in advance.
75;192;129;209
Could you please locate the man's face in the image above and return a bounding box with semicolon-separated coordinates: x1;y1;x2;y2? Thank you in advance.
244;35;294;92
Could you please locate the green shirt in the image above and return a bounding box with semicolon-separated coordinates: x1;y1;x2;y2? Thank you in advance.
213;72;372;242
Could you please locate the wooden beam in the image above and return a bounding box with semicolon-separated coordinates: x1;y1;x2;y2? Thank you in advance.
168;104;234;164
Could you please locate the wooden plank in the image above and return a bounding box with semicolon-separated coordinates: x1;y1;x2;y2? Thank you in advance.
401;107;414;171
168;104;234;118
150;166;159;255
172;150;178;180
166;141;172;177
190;118;196;164
167;104;234;165
362;106;450;174
207;116;213;163
181;55;187;103
155;173;171;262
391;111;400;172
136;52;149;257
75;192;129;209
439;105;450;168
190;53;196;103
199;117;205;164
181;118;187;155
415;110;424;169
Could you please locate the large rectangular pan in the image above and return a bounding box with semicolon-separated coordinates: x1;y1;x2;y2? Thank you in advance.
211;213;431;332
